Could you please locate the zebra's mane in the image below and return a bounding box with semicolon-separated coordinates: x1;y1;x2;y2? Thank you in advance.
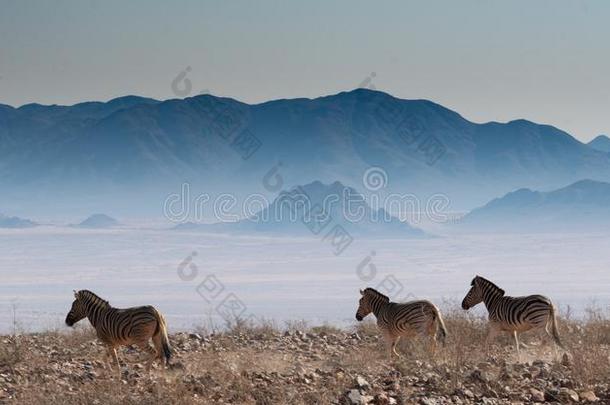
473;276;505;296
363;287;390;303
77;290;110;307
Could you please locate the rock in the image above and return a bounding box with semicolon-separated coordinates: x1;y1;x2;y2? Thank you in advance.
451;395;463;404
462;389;475;399
579;391;599;402
545;389;560;402
561;353;572;367
346;389;372;404
355;375;371;390
558;388;579;402
5;326;610;405
346;389;362;404
529;388;545;402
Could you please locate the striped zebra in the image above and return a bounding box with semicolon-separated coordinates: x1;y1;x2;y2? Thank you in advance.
65;290;171;376
355;288;448;358
461;276;564;358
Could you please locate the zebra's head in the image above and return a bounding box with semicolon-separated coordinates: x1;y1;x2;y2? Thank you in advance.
356;288;388;321
65;290;87;326
461;276;483;310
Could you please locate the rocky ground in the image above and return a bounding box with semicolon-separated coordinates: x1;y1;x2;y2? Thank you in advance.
0;313;609;404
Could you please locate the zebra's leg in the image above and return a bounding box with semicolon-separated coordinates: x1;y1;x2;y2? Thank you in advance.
543;323;559;358
392;336;401;358
426;320;438;357
382;331;398;360
102;348;111;369
107;346;121;379
428;335;437;357
384;336;392;359
513;331;522;362
104;346;114;371
485;324;500;355
137;340;159;372
113;348;122;379
152;332;166;367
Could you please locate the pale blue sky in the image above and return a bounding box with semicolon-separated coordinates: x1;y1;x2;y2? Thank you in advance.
0;0;608;141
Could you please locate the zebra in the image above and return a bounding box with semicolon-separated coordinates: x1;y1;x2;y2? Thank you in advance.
355;288;448;358
65;290;172;376
461;276;564;358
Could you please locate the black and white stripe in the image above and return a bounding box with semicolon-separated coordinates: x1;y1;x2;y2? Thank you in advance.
356;288;447;358
461;276;564;357
65;290;171;376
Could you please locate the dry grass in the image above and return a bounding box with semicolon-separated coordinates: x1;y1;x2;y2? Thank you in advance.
0;336;23;371
1;309;608;404
0;305;25;371
354;306;610;394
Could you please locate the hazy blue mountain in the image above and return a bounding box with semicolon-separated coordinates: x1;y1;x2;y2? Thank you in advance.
0;213;37;228
74;214;120;229
459;180;610;232
2;89;610;218
175;181;425;238
588;135;610;153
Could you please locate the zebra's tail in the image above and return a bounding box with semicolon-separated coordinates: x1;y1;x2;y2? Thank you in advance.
548;304;565;350
433;305;448;346
153;308;172;363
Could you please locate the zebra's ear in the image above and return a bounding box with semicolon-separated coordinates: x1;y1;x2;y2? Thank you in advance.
359;289;364;295
73;290;78;298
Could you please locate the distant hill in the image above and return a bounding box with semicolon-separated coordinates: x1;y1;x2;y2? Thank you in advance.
2;89;610;217
458;179;610;232
74;214;119;229
0;213;37;228
588;135;610;153
175;181;425;238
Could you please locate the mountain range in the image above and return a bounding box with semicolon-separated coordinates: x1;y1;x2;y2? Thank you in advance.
2;89;609;219
175;180;425;238
0;213;37;228
72;214;120;229
459;179;610;232
588;135;610;153
3;178;610;234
